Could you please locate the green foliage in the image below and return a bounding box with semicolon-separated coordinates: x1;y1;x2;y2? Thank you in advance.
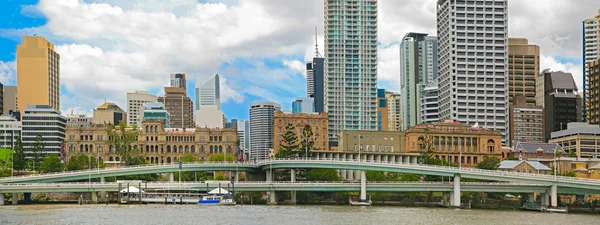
38;154;64;173
174;154;205;181
568;151;577;158
30;134;46;171
366;171;387;181
208;153;236;162
562;171;577;177
305;169;339;181
0;169;11;177
213;172;227;180
299;124;316;158
126;156;148;166
12;137;26;172
0;148;13;169
276;123;299;158
179;153;200;163
66;155;103;171
505;156;519;161
476;156;501;170
417;128;436;164
107;120;140;165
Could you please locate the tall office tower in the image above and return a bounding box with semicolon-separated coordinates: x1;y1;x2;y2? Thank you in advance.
195;74;220;110
508;38;540;106
307;58;325;113
22;105;66;155
377;89;388;131
542;72;579;142
17;36;60;114
249;102;280;160
509;95;543;146
237;120;250;151
437;0;509;146
324;0;378;142
158;87;194;128
170;73;187;89
589;59;600;124
3;86;17;116
385;91;401;131
420;80;439;124
292;97;315;114
307;62;315;98
583;9;600;122
127;90;157;126
400;33;438;130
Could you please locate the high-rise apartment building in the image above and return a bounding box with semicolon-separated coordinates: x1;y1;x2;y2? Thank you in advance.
385;91;401;131
249;102;280;160
158;87;194;128
400;33;437;130
508;38;539;106
170;73;187;89
377;89;388;131
542;72;579;142
127;90;157;127
237;120;249;152
509;95;543;146
2;86;17;116
324;0;378;142
437;0;509;146
17;36;60;114
420;81;439;124
22;105;66;155
93;102;127;125
583;9;600;121
588;59;600;124
292;97;315;114
195;74;220;110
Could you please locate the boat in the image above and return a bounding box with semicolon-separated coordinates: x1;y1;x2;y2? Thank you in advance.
198;194;237;206
543;206;568;213
349;196;372;206
521;202;568;213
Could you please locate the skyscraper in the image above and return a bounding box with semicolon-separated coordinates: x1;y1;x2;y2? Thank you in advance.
377;89;388;131
385;91;401;131
237;119;249;152
420;80;439;124
400;33;438;130
437;0;509;145
195;74;220;110
583;9;600;122
249;102;280;160
543;72;579;142
307;58;325;113
127;90;157;127
158;87;194;128
292;97;315;114
508;38;539;106
170;73;187;89
324;0;378;142
17;36;60;114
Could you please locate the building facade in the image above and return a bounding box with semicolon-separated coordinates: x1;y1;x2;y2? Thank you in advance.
542;72;579;142
550;122;600;158
22;105;66;155
377;89;388;131
2;86;17;116
584;9;600;121
324;0;378;141
588;59;600;124
0;116;21;149
143;102;170;127
400;33;437;130
158;87;194;128
509;95;543;146
249;102;280;160
64;119;238;166
170;73;186;89
196;105;224;129
404;120;505;167
437;0;509;146
127;90;157;127
308;58;325;113
338;130;403;153
508;142;565;161
420;80;439;124
17;36;60;114
292;97;315;114
195;74;220;110
237;120;249;152
66;114;93;128
508;38;540;106
385;91;401;131
93;102;127;126
273;111;329;154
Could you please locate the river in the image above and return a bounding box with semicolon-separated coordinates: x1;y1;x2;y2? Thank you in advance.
1;204;598;225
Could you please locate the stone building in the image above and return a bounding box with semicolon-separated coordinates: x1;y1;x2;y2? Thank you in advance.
404;120;505;167
64;119;238;166
273;111;328;154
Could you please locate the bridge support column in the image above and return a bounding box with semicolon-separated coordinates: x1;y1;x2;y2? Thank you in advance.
234;171;239;183
551;184;558;208
12;193;17;205
92;192;98;203
449;192;455;206
360;170;367;202
451;174;460;207
0;193;4;205
169;173;174;183
100;177;105;183
541;193;549;206
528;193;535;203
291;169;296;204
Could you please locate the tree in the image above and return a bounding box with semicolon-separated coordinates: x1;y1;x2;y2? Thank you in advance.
107;120;140;165
417;128;436;164
568;151;577;158
505;156;519;161
208;153;236;162
476;156;501;170
305;169;339;181
174;153;205;181
276;123;299;158
31;134;46;171
38;154;63;173
12;136;26;173
66;155;102;171
299;124;316;158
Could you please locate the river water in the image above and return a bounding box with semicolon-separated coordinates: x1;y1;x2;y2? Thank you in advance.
1;204;598;225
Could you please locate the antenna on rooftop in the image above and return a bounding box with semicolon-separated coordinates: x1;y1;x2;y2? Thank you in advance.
315;27;322;58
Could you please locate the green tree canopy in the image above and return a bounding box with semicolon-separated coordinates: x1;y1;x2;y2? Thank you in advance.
476;156;501;170
107;120;140;165
31;134;46;171
417;128;436;164
39;154;64;173
180;153;200;163
66;155;103;171
305;169;339;181
299;124;315;158
276;123;299;158
208;153;236;162
12;137;26;173
505;156;519;161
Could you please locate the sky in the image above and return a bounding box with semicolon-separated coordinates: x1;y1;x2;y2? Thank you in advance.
0;0;597;121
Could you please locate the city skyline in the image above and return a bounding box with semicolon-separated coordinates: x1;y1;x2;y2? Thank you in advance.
0;0;597;122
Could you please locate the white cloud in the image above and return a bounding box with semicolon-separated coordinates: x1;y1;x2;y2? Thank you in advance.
540;55;584;90
282;59;305;75
0;61;17;85
377;44;401;92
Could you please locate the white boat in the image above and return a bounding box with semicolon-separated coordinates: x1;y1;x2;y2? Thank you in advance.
349;200;372;206
198;195;236;206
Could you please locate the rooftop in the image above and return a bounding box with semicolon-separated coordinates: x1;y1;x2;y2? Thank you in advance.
499;160;551;171
512;142;566;154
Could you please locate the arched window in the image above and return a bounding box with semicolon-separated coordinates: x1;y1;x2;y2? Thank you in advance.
155;157;159;164
200;146;204;153
80;144;84;152
151;145;155;153
109;156;114;161
191;146;195;153
150;157;154;163
146;126;149;133
146;157;150;161
210;146;213;154
167;145;171;153
179;145;183;153
146;145;149;153
167;157;171;163
154;125;158;133
185;146;189;153
115;156;120;161
219;146;223;153
227;146;232;153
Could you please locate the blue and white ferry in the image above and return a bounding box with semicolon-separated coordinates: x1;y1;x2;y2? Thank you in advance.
198;194;236;205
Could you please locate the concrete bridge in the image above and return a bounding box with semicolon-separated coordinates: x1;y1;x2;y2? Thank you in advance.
2;158;600;208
